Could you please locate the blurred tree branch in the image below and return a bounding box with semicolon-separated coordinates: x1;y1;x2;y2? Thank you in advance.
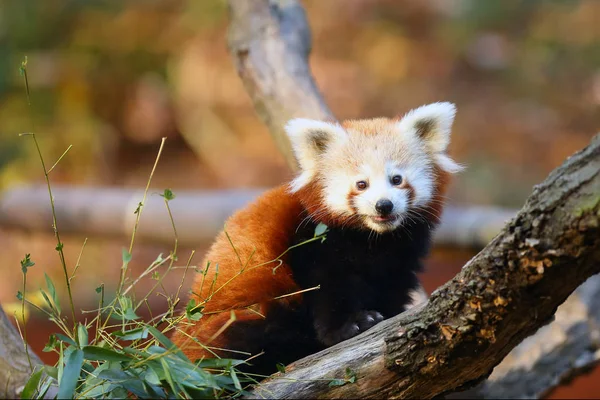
227;0;334;171
0;186;515;249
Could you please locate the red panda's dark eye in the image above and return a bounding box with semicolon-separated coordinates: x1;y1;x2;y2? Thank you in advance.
391;175;403;185
356;181;368;190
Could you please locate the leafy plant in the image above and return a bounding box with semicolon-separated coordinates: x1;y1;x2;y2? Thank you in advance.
16;57;251;399
16;57;336;399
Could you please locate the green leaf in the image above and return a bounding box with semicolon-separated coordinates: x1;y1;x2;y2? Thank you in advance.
276;363;286;373
113;327;149;341
152;271;159;280
133;201;143;214
77;323;88;347
122;307;140;321
37;377;53;399
196;358;244;369
345;367;357;383
314;222;328;237
122;249;132;264
116;296;139;321
43;334;57;352
109;386;129;398
20;254;35;273
16;291;23;301
19;56;27;76
160;188;176;201
230;367;242;390
39;290;56;315
21;366;44;399
55;333;77;347
141;366;161;386
83;346;131;362
147;326;188;361
328;368;357;387
44;273;61;314
328;378;346;387
160;357;179;396
55;242;64;251
57;348;83;399
185;299;203;322
95;284;103;294
44;365;58;379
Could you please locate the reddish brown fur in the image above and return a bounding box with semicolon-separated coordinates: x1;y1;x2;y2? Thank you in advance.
172;119;455;363
172;185;305;361
426;165;451;224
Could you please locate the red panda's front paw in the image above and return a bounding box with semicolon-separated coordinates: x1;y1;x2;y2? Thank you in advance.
317;310;384;346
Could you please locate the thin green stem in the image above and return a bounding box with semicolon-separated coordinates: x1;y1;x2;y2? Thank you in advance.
117;137;167;295
174;251;196;308
70;237;88;283
21;273;33;371
100;137;167;331
135;197;178;310
20;59;77;330
30;133;77;327
47;145;73;175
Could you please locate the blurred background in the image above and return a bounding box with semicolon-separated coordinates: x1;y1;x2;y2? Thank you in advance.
0;0;598;397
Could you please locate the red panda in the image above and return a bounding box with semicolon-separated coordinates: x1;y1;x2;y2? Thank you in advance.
172;102;462;374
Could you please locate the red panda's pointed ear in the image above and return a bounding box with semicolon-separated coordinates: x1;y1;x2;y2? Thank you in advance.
285;119;347;191
398;102;463;173
398;102;456;153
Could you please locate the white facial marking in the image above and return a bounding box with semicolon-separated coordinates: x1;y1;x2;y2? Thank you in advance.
285;103;463;232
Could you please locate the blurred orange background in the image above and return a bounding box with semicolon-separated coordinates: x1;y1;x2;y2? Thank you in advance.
0;1;598;398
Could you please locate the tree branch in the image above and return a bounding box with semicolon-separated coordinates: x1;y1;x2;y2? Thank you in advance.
0;185;515;249
248;135;600;399
227;0;334;171
458;273;600;399
0;306;42;398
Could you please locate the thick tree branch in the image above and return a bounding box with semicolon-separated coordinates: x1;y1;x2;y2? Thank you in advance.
227;0;334;171
248;135;600;399
458;273;600;399
0;306;42;398
0;186;515;249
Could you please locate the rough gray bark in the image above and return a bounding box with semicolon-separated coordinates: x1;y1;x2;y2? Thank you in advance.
248;134;600;399
0;185;515;249
458;273;600;399
227;0;334;171
0;306;42;398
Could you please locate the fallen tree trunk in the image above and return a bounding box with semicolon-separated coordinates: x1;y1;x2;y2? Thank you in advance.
248;134;600;399
0;185;515;249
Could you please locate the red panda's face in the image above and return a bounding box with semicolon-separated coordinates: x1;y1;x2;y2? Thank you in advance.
286;102;462;233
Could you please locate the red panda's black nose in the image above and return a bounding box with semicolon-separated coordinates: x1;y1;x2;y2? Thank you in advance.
375;199;394;215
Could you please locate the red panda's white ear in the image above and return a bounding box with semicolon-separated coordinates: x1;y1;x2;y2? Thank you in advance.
398;102;456;153
285;119;347;191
